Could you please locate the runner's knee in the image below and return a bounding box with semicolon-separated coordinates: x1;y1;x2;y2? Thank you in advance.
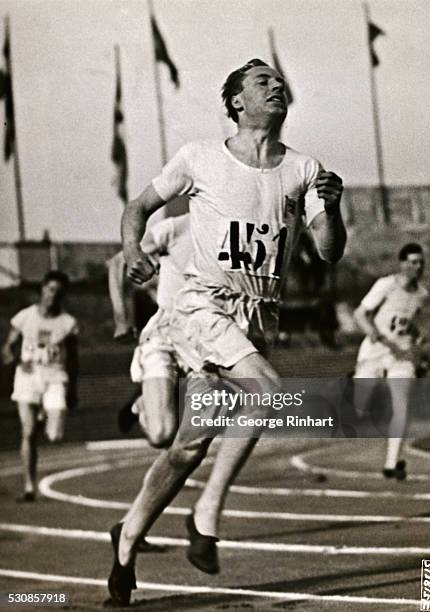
46;429;63;443
145;420;176;448
167;437;210;468
45;412;66;442
21;424;37;440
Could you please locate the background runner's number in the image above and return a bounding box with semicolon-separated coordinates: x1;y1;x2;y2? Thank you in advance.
389;315;412;336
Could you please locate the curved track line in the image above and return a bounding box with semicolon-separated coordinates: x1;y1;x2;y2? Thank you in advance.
187;477;430;500
0;451;141;479
0;568;419;607
39;458;430;521
290;444;430;482
404;441;430;461
38;458;149;505
2;522;430;556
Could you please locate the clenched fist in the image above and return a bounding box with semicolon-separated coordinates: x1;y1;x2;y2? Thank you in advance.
316;171;343;215
125;250;158;285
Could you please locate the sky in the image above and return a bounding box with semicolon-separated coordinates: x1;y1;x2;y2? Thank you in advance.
0;0;429;242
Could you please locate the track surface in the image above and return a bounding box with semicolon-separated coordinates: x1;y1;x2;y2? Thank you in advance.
1;345;429;611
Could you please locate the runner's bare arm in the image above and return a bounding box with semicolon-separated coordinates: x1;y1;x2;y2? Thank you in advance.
309;171;346;264
354;304;382;342
121;184;167;285
1;326;21;365
354;304;401;355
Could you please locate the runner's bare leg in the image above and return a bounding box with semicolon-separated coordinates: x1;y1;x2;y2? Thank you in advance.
17;402;38;494
118;352;279;565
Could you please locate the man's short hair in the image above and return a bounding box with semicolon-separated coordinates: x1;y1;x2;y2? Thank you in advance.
42;270;70;290
398;243;423;261
222;59;269;123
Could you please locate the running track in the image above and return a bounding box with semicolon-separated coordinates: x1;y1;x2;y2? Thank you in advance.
0;344;429;610
1;436;430;611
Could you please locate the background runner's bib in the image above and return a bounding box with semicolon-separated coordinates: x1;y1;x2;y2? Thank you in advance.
11;304;78;372
356;274;428;361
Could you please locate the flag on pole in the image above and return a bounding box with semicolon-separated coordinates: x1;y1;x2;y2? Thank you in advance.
111;46;128;204
0;18;15;162
151;16;179;88
268;28;294;105
368;21;384;67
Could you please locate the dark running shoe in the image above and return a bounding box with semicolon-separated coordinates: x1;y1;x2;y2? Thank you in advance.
383;460;407;481
16;492;36;503
117;389;141;434
394;460;407;481
185;512;219;575
107;523;137;607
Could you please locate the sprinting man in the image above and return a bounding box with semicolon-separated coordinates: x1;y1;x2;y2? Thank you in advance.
107;58;346;605
354;242;428;480
1;271;78;502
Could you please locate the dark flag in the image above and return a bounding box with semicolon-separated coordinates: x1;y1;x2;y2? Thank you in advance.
368;21;384;67
0;18;15;161
268;28;294;105
151;16;179;88
111;46;128;203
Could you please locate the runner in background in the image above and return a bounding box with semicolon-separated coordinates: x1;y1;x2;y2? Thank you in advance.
354;243;428;479
1;271;78;502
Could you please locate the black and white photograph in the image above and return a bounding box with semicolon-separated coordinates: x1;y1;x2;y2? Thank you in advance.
0;0;430;609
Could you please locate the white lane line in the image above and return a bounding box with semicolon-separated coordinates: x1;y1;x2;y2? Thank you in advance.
38;459;182;509
1;523;430;556
0;444;150;478
405;442;430;461
222;510;430;523
39;459;430;517
39;463;132;509
0;454;139;479
85;439;150;451
39;459;430;521
37;478;430;523
290;448;430;482
187;477;430;500
0;568;419;606
38;459;149;500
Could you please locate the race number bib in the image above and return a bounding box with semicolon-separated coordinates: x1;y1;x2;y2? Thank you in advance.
217;220;288;278
216;196;303;278
389;315;414;337
31;330;62;366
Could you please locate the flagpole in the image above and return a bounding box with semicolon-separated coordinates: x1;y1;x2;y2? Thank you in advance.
13;114;25;241
4;15;26;241
112;43;129;204
148;0;168;166
114;43;120;91
363;3;389;224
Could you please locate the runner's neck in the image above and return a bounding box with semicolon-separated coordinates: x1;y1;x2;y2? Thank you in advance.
226;130;285;170
37;303;61;318
396;273;418;293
